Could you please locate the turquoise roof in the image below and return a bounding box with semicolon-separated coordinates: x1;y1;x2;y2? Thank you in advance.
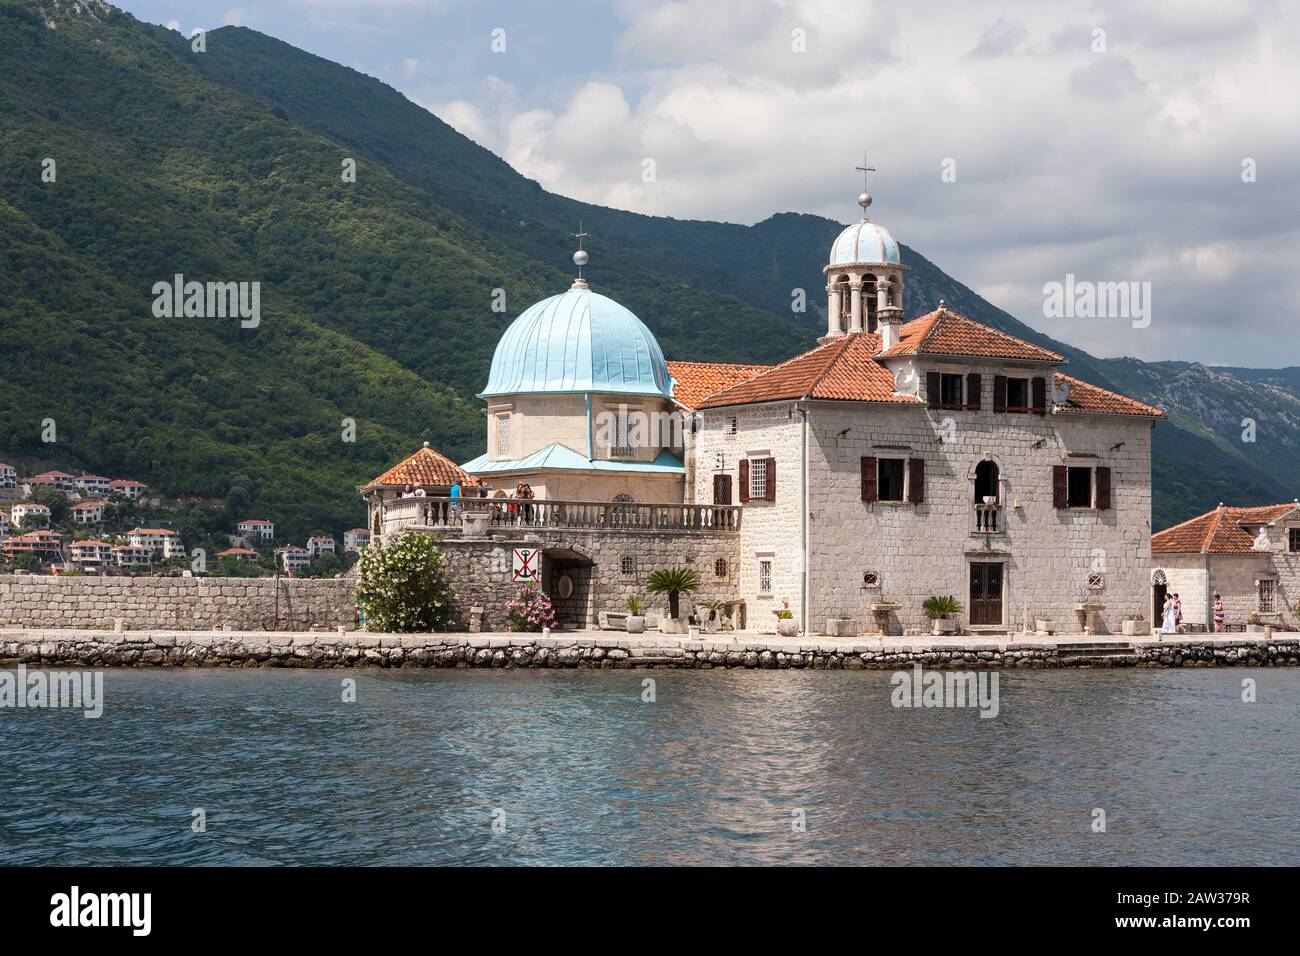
462;444;685;476
829;220;901;267
480;286;674;399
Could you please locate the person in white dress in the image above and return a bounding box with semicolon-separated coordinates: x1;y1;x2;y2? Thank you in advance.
1160;596;1178;634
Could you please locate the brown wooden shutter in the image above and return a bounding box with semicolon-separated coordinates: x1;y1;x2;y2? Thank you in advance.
926;371;941;409
993;375;1007;412
712;473;732;505
860;457;878;502
966;373;981;411
1052;465;1068;509
1095;467;1111;510
908;457;925;504
738;460;749;503
1032;376;1048;415
764;457;777;501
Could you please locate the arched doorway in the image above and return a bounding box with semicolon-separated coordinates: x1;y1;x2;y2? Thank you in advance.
542;547;595;629
1152;570;1168;623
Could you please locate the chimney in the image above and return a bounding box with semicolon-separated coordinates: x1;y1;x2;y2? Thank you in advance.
877;305;903;352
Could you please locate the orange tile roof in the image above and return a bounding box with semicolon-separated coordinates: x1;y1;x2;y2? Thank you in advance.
1054;375;1163;418
366;444;468;488
667;360;770;409
695;306;1158;416
217;547;259;556
696;331;918;409
1153;502;1300;554
879;306;1065;362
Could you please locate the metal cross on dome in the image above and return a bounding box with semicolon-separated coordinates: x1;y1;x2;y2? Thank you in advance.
855;151;876;218
572;223;590;278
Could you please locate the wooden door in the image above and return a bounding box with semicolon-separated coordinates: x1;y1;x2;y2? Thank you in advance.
969;562;1004;627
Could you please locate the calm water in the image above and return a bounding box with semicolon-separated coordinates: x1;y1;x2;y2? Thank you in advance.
1;668;1296;865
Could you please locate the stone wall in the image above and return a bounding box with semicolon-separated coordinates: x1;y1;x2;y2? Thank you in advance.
693;380;1156;636
437;526;740;630
3;629;1296;670
0;575;356;631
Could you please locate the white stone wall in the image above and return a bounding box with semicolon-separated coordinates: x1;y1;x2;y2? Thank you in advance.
694;375;1156;635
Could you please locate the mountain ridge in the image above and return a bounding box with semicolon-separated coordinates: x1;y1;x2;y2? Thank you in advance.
2;0;1295;537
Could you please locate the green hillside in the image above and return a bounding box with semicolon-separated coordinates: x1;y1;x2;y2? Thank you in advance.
2;0;1295;538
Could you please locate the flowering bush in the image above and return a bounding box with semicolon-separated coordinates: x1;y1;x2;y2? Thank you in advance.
354;533;455;633
506;584;558;632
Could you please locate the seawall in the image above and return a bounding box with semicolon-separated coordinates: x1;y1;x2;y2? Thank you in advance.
0;575;356;631
2;629;1296;669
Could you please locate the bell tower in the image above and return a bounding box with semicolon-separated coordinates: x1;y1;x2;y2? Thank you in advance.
822;153;906;341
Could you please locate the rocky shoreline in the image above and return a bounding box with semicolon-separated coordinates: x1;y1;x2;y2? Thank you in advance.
2;629;1298;669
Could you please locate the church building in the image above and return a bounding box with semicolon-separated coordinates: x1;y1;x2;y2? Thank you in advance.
370;167;1163;635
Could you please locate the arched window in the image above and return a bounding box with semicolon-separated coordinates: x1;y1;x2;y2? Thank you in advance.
612;493;635;503
974;459;1000;502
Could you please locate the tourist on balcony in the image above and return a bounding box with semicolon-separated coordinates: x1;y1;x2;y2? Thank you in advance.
521;483;535;524
400;483;416;499
449;479;462;520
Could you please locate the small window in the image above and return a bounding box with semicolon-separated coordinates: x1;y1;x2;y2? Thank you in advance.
878;458;905;502
1290;529;1300;553
620;555;635;575
758;559;772;594
1087;572;1105;591
714;558;727;578
1006;378;1029;411
862;570;881;588
1067;467;1093;508
1258;579;1276;613
749;458;768;500
939;373;963;408
725;416;738;437
495;415;511;456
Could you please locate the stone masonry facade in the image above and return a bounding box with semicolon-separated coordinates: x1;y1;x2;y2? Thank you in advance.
694;374;1155;636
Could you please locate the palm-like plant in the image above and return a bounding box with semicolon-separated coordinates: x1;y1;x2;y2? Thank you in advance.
646;566;701;620
626;595;645;615
922;595;962;620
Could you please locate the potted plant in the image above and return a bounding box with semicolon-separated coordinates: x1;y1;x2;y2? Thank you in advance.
1121;612;1150;637
625;595;646;634
647;566;701;634
922;595;962;635
776;608;799;637
1247;612;1264;633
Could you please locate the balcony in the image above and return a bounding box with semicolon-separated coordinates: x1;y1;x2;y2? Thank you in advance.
973;502;1003;535
378;496;742;538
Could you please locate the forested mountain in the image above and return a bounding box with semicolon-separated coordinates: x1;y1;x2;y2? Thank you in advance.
1;0;1294;537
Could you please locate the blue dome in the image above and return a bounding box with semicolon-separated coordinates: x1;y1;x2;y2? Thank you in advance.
829;220;901;267
480;285;674;399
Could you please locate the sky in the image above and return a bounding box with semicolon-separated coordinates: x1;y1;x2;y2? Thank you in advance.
113;0;1300;368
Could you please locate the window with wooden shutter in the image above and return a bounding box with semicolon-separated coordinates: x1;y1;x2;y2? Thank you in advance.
926;371;941;409
860;456;878;502
1095;466;1111;510
1052;465;1068;509
764;457;777;501
966;373;981;411
738;460;750;503
993;375;1008;412
908;457;925;503
713;473;732;505
1032;376;1048;415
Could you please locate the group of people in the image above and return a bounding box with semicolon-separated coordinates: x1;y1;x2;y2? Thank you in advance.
1159;592;1230;634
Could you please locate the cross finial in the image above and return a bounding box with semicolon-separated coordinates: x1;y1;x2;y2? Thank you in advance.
855;151;875;219
571;221;590;286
